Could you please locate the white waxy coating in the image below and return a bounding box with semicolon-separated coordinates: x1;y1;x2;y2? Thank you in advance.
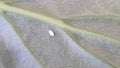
49;30;54;36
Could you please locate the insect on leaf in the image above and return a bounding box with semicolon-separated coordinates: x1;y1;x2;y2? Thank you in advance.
0;0;120;68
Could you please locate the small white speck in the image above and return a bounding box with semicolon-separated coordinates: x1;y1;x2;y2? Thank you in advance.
49;30;54;36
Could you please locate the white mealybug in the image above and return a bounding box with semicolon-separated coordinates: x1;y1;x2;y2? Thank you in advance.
49;30;54;36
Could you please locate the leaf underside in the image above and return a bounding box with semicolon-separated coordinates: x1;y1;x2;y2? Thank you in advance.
0;1;120;68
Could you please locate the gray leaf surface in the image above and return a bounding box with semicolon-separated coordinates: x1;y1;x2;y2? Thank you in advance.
0;0;120;68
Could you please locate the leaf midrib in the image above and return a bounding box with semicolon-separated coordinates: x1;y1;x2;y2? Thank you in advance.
0;2;120;68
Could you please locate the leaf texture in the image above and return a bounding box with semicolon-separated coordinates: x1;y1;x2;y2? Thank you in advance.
0;0;120;68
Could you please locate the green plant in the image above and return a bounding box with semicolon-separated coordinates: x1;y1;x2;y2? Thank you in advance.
0;1;120;68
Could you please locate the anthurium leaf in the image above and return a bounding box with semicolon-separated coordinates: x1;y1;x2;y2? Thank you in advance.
0;0;120;68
